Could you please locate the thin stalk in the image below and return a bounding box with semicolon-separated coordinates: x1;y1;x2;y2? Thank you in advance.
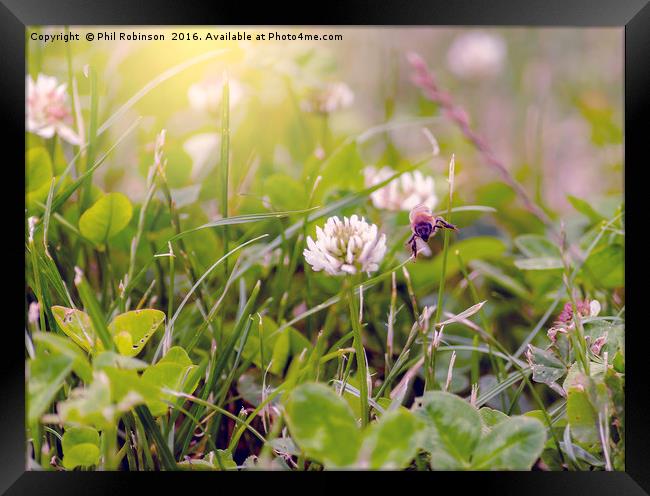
347;279;369;426
220;77;230;278
121;414;138;471
157;167;216;344
168;392;267;445
134;405;176;470
559;228;590;375
74;268;114;351
167;243;175;324
228;386;284;452
127;150;161;290
27;228;47;334
429;154;455;389
385;271;397;374
456;250;509;410
100;424;117;470
132;412;154;470
80;66;98;212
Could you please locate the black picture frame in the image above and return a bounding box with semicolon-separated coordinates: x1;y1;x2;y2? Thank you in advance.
3;0;648;493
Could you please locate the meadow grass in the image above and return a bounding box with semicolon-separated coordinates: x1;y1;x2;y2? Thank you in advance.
25;33;624;471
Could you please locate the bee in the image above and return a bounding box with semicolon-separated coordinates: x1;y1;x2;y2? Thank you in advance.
407;204;458;258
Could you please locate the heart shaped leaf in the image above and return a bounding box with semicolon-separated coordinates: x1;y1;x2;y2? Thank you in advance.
414;391;482;469
284;382;361;468
566;387;599;444
478;407;509;435
108;309;165;357
61;425;101;469
79;192;133;246
359;409;424;469
52;306;96;353
28;346;74;424
177;450;237;471
527;345;567;385
33;331;92;382
58;372;114;430
471;416;546;470
142;346;199;416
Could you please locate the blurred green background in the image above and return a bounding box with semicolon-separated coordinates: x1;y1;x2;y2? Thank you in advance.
27;26;623;217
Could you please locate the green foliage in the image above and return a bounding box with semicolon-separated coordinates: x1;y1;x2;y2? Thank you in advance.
52;306;96;353
61;426;101;469
107;309;165;357
414;392;546;470
33;332;92;383
164;145;193;188
583;244;624;288
283;383;361;468
527;345;567;385
26;147;53;193
51;306;164;357
263;174;308;211
567;196;605;224
57;372;114;430
411;236;507;289
415;391;481;469
177;450;238;470
141;346;199;414
28;345;74;424
471;416;546;470
360;409;424;469
238;317;309;375
514;234;561;258
79;192;133;246
24;30;623;472
284;383;428;469
317;141;364;196
478;406;509;434
566;387;599;445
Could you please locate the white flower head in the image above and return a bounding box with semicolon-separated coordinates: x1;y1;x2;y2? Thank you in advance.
26;74;80;144
28;302;41;326
364;166;438;212
446;31;507;81
301;82;354;114
304;215;386;276
188;76;244;113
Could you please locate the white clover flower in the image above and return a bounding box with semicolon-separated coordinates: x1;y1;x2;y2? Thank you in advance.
26;74;80;144
304;215;386;276
301;82;354;114
188;76;244;113
364;166;438;212
28;302;40;326
446;31;506;81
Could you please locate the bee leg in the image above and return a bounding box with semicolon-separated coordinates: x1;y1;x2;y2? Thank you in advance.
410;238;418;258
405;234;418;258
436;218;458;231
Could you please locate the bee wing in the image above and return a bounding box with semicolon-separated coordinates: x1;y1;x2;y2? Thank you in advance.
409;203;432;224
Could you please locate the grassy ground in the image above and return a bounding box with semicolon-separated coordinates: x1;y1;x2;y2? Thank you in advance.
25;27;624;471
